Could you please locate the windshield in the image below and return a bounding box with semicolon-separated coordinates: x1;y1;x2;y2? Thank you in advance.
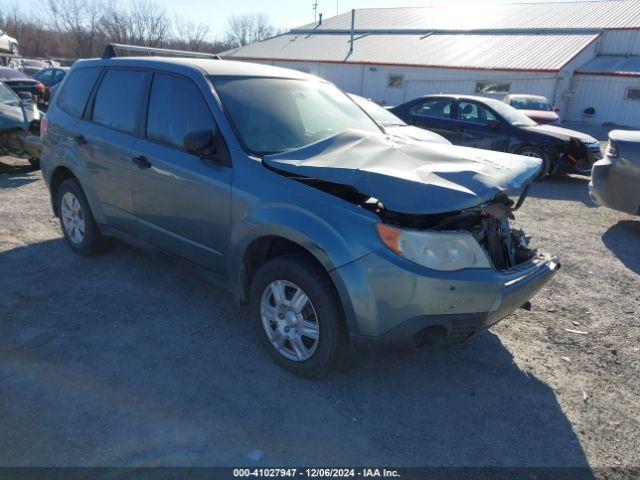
509;96;552;111
0;81;17;103
484;98;538;127
211;77;382;155
349;94;406;127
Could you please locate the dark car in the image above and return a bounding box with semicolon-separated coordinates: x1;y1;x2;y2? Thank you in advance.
32;67;69;103
0;67;45;107
391;94;601;177
503;94;561;126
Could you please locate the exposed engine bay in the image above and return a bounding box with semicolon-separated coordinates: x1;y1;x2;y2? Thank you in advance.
295;176;537;271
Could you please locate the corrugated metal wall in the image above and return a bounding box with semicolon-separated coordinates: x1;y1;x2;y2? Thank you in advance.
265;60;558;106
599;30;640;55
566;75;640;126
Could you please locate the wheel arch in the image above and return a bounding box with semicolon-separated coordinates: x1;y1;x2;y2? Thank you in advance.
49;165;78;216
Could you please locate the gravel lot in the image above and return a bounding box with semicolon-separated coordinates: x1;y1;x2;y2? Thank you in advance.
1;154;639;472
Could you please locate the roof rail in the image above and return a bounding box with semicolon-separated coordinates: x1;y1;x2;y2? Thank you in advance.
101;43;221;60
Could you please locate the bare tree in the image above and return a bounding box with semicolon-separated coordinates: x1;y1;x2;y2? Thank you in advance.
0;0;236;60
129;0;170;47
100;0;135;44
44;0;104;57
173;15;210;51
224;13;276;48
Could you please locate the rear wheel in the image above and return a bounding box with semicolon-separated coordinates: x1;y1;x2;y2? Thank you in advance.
516;146;550;179
57;178;110;255
250;253;347;378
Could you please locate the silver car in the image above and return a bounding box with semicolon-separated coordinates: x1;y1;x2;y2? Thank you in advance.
590;130;640;215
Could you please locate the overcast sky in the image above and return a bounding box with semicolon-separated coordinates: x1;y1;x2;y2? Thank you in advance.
152;0;589;38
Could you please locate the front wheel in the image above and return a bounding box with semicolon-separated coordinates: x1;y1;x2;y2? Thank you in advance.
250;253;347;378
516;146;550;180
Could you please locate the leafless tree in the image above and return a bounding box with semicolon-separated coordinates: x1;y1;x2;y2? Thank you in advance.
224;12;276;48
0;0;243;60
44;0;104;57
172;15;210;51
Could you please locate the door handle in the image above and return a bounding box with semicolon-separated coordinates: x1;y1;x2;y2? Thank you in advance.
132;155;151;169
74;134;87;145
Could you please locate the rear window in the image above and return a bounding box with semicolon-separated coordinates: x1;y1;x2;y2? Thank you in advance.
92;69;146;134
57;67;101;118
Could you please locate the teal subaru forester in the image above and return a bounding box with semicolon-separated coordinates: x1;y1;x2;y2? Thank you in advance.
40;45;559;377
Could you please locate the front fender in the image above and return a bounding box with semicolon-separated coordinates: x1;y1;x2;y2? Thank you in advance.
228;201;381;334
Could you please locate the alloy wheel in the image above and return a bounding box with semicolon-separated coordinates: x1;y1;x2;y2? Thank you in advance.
260;280;320;362
60;191;85;245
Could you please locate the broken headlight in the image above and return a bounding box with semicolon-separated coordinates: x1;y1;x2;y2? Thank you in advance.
376;224;492;271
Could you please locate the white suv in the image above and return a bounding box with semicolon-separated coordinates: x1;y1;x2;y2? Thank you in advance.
0;29;18;55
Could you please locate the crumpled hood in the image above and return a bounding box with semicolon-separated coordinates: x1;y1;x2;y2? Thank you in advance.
524;124;597;144
264;129;542;215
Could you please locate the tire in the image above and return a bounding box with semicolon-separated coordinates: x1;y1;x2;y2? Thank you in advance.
28;157;40;169
516;146;550;180
57;178;110;255
250;253;348;378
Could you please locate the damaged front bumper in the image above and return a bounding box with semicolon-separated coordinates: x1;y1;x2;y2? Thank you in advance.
332;249;560;353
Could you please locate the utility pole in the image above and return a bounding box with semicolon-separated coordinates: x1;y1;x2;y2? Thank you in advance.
313;0;318;21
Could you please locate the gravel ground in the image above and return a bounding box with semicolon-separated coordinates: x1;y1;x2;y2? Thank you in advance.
1;155;639;473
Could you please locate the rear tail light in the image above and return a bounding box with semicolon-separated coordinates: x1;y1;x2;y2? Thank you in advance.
605;140;618;158
35;82;45;93
40;115;48;138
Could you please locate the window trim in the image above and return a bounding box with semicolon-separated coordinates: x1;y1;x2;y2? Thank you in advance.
387;73;405;89
86;66;150;137
625;87;640;101
475;81;511;95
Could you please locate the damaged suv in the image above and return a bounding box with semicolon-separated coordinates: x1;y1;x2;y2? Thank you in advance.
41;48;559;377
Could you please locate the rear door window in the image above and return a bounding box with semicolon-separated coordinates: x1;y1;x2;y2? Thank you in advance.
57;67;101;118
410;99;452;119
92;69;146;134
146;73;214;149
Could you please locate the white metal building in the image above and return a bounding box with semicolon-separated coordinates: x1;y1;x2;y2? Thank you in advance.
223;0;640;127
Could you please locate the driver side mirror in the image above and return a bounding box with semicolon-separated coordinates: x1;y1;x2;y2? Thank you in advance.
183;129;217;159
487;119;500;130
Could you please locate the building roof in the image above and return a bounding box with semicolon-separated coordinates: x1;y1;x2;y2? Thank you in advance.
294;1;640;33
576;55;640;77
224;32;599;72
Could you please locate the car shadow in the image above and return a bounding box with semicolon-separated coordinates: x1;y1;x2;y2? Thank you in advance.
0;238;593;475
602;220;640;275
527;175;595;207
0;157;39;188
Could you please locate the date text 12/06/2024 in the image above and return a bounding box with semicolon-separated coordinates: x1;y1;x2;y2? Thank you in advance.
233;468;401;478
